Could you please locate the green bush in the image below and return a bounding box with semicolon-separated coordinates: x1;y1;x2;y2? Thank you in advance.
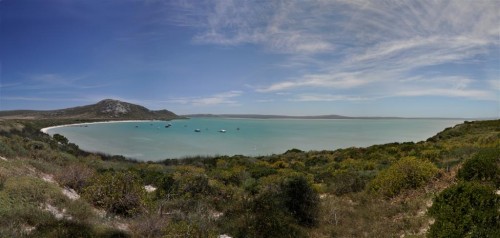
428;182;500;237
223;175;318;237
0;139;15;158
457;148;499;188
368;157;439;197
164;220;218;238
329;170;367;196
52;133;69;145
83;171;145;216
282;175;320;227
172;166;212;199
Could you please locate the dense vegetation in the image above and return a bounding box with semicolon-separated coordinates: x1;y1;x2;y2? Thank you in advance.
0;118;498;237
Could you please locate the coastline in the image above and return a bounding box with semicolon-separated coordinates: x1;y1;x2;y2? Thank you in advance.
38;118;465;161
40;120;161;134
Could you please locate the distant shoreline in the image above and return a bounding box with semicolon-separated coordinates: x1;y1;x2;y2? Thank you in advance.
184;114;473;120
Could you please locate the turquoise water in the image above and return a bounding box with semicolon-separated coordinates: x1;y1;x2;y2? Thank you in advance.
45;118;463;161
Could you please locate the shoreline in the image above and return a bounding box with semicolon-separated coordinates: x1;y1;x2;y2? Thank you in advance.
40;120;163;134
38;118;466;161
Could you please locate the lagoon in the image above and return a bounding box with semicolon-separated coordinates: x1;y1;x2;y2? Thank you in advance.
43;118;463;161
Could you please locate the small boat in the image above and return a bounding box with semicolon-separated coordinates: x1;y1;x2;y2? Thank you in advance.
165;125;171;128
194;129;201;132
135;125;139;128
219;129;227;133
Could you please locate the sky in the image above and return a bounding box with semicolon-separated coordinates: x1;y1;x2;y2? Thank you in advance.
0;0;498;118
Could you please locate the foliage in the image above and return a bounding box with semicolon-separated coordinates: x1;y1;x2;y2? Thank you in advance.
457;147;500;187
0;118;498;237
0;175;122;237
282;175;320;227
329;170;369;195
82;171;146;216
368;157;439;197
172;166;212;199
52;133;69;145
55;163;95;192
164;220;219;238
222;174;318;237
428;182;500;237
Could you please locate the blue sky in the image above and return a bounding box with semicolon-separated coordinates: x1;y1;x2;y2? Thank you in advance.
0;0;498;118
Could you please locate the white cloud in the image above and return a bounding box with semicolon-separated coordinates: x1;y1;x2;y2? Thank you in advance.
168;0;499;102
165;90;243;106
9;73;109;91
292;94;373;102
488;79;500;91
257;72;368;92
395;89;494;100
168;0;335;54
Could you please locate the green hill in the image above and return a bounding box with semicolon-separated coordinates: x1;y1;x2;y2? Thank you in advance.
0;99;181;120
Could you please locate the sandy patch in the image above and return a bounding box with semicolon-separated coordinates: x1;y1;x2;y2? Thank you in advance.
62;187;80;200
40;120;161;134
144;185;157;193
41;173;56;184
42;203;71;220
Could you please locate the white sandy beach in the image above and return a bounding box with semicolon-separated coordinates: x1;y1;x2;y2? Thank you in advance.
40;120;160;134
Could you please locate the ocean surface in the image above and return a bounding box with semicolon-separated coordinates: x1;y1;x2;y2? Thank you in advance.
44;118;463;161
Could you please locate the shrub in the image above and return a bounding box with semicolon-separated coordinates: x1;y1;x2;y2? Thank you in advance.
172;166;211;199
329;170;367;195
55;163;95;192
428;182;500;237
82;171;145;216
0;139;15;158
282;175;320;227
164;220;218;238
368;157;439;197
457;148;499;187
223;175;318;237
52;134;69;145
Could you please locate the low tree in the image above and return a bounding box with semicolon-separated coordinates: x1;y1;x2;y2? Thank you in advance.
457;148;499;188
428;182;500;237
282;175;320;227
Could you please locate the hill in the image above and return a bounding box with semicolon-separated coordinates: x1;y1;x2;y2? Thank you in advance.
0;119;498;237
0;99;181;120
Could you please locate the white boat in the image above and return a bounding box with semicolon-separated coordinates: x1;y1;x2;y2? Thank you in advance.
219;129;227;133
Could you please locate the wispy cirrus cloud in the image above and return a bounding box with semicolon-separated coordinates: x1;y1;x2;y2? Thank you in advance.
191;90;243;106
5;73;111;91
167;0;499;102
167;0;335;54
165;90;243;106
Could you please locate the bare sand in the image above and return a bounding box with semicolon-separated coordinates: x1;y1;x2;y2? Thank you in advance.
40;120;158;134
